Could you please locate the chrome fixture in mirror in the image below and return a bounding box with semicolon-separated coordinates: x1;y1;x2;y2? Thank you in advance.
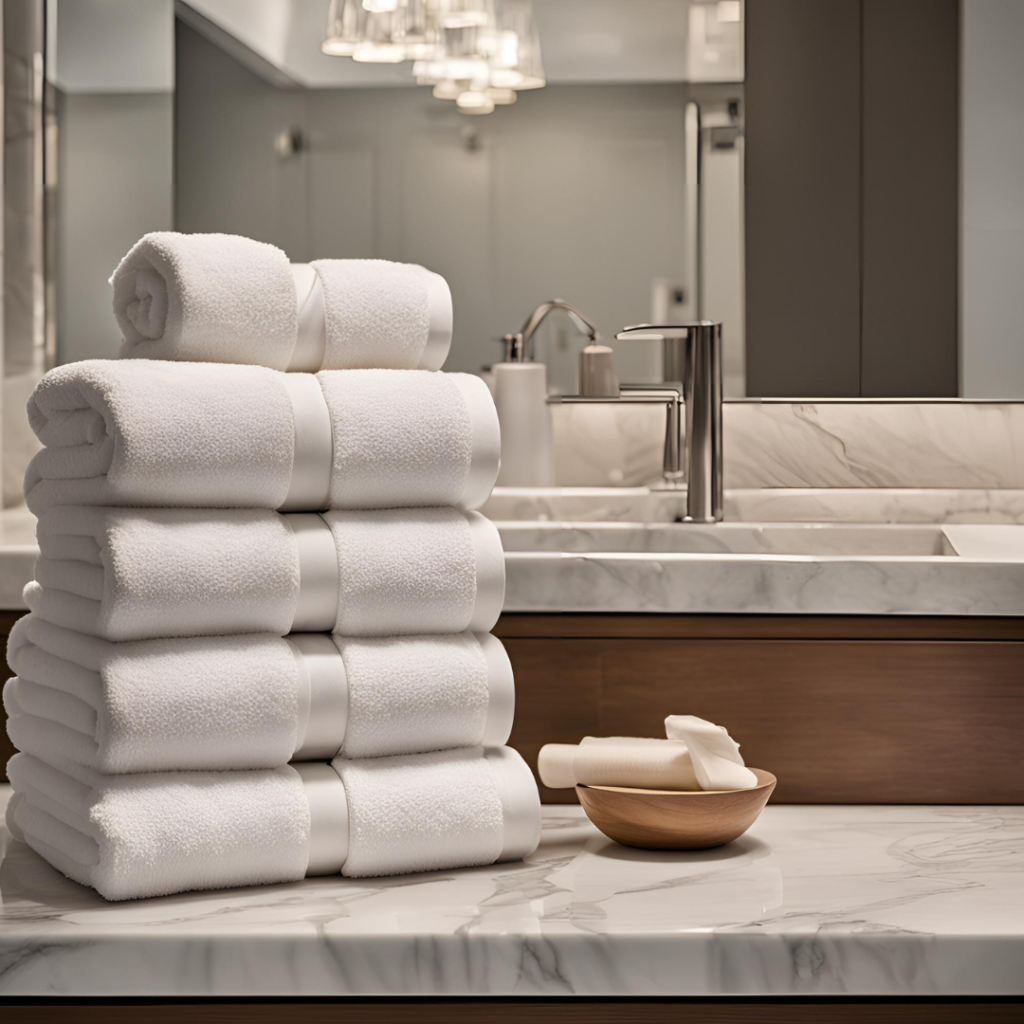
550;321;723;523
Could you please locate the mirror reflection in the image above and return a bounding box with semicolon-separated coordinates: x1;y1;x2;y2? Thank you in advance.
44;0;1024;400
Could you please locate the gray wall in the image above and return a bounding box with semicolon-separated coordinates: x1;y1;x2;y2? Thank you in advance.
175;20;305;258
56;90;173;363
302;82;691;383
745;0;959;398
175;21;747;388
961;0;1024;398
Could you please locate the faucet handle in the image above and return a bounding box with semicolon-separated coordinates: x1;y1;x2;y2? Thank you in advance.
616;322;721;389
498;333;528;363
615;321;718;342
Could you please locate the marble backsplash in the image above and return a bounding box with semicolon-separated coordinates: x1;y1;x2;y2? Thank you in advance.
553;400;1024;489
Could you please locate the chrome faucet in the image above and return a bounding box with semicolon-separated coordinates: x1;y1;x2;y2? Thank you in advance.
502;299;600;362
548;320;724;523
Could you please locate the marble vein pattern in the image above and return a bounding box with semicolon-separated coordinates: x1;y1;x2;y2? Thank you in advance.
551;401;1024;490
501;547;1024;616
497;517;1024;616
2;793;1024;997
482;487;1024;526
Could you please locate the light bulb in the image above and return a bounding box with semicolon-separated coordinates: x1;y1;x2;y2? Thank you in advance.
457;90;495;114
322;38;358;56
432;80;465;99
353;40;406;62
486;87;517;105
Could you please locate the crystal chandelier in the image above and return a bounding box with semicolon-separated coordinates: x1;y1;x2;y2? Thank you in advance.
323;0;545;113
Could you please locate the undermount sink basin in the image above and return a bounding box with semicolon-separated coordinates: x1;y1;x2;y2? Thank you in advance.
485;488;1024;617
499;522;960;558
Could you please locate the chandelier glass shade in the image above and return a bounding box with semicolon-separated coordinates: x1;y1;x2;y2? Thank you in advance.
323;0;544;112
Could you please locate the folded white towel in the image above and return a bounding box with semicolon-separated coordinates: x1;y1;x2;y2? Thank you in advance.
112;232;452;371
6;752;310;901
24;360;499;514
28;505;504;641
332;747;540;877
4;615;515;772
538;717;758;791
6;746;540;899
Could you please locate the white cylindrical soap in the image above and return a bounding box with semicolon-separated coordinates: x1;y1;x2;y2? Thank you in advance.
493;362;556;487
538;737;699;790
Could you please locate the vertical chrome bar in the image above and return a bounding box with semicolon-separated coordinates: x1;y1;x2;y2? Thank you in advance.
662;397;683;482
684;100;702;321
684;322;723;522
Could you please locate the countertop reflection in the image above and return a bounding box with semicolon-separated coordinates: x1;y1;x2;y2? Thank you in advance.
1;789;1022;997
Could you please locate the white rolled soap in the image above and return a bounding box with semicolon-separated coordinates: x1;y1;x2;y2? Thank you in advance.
539;717;759;792
538;736;698;790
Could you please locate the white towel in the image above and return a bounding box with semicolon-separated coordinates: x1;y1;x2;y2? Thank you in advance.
6;752;311;901
332;747;541;877
6;746;541;899
112;232;452;371
28;505;505;641
4;615;515;772
24;360;499;514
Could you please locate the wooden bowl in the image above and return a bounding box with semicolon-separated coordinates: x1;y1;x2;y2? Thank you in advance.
577;768;777;850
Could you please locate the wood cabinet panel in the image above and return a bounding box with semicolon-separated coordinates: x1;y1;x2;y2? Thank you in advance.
598;639;1024;803
500;617;1024;805
503;638;602;804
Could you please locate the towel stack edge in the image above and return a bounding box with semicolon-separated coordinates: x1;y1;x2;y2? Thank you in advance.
9;231;540;900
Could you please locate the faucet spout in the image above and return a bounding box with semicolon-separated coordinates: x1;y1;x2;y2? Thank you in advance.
511;299;599;362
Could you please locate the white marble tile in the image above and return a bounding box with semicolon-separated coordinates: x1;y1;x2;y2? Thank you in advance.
482;486;1024;526
2;790;1022;997
502;546;1024;616
725;402;1024;489
551;401;1024;490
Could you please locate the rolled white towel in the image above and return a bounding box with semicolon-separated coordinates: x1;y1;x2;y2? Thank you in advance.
24;360;499;515
27;505;504;641
4;615;515;772
6;746;540;900
112;232;452;371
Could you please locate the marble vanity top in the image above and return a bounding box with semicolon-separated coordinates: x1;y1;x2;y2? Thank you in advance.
1;787;1022;997
2;492;1023;615
485;488;1024;617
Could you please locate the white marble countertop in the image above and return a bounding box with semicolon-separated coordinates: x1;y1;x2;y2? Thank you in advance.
488;489;1024;617
4;492;1024;615
1;787;1022;997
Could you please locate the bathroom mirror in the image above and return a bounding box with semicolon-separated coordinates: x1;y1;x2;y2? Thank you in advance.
43;0;1024;401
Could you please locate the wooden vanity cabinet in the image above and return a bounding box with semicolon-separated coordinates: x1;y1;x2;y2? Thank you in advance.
496;614;1024;806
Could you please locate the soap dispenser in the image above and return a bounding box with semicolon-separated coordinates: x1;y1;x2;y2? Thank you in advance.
493;332;556;487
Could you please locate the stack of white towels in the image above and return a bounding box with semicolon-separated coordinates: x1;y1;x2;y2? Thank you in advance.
4;232;541;901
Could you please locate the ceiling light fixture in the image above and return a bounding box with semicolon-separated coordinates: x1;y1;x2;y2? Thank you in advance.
323;0;545;115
